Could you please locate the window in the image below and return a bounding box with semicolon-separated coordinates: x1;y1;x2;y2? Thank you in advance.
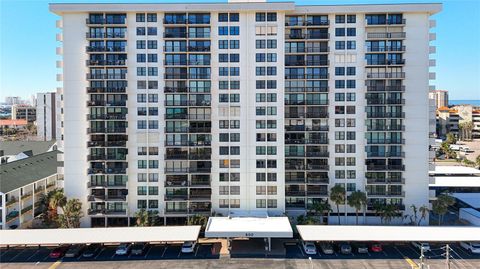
137;120;147;129
148;200;158;208
148;186;158;195
267;12;277;21
335;131;345;140
268;199;277;208
230;26;240;35
335;28;345;36
137;54;146;63
219;40;228;49
230;186;240;195
218;13;228;22
147;54;157;62
347;93;356;101
335;67;345;76
267;40;277;48
137;40;146;49
335;15;345;23
138;200;147;209
256;12;265;22
230;13;239;22
256;53;265;62
230;40;239;49
256;199;266;208
335;80;345;89
347;28;356;36
347;183;356;191
147;40;157;49
136;27;146;36
347;131;356;140
256;40;265;49
335;170;345;179
347;67;356;76
347;15;356;23
136;13;145;22
346;80;356;88
347;144;356;153
219;186;229;195
147;13;157;22
137;186;147;195
335;41;345;50
218;26;228;35
347;171;356;180
335;93;345;102
147;27;157;35
347;41;356;49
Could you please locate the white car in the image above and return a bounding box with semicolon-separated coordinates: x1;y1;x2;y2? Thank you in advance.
302;241;317;255
411;242;431;252
181;241;197;253
460;242;480;254
115;243;132;255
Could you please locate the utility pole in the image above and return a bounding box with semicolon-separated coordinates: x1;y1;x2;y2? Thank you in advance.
445;244;450;269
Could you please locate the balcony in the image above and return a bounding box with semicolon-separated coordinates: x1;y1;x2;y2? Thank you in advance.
165;208;188;214
165;193;189;201
105;209;127;215
86;32;126;39
188;46;210;52
87;114;127;120
306;151;329;157
366;112;405;118
307;177;329;184
366;46;406;52
87;100;105;107
189;167;211;173
190;178;211;187
367;191;405;197
367;151;405;158
366;165;405;171
366;86;405;92
366;19;406;26
189;153;211;160
87;87;126;93
163;32;187;38
87;74;127;80
306;33;329;39
164;74;188;80
86;46;126;52
285;33;306;39
366;98;405;105
165;179;188;187
285;190;306;196
86;18;126;25
366;139;405;145
366;59;405;66
164;86;188;93
88;208;106;215
88;194;106;201
366;177;405;184
163;19;187;24
306;190;328;196
86;60;126;66
367;125;405;131
367;32;406;39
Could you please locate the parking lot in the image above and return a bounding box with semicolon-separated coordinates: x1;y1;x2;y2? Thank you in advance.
1;242;479;269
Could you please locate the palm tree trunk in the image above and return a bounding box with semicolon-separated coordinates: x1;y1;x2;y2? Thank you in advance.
356;210;359;225
336;204;340;225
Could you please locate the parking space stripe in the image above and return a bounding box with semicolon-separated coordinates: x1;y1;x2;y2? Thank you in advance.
48;260;62;269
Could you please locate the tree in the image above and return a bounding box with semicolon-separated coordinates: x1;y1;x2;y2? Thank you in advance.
310;200;331;224
418;205;429;226
409;205;418;225
347;191;367;225
58;199;83;228
330;185;346;225
440;142;456;159
135;209;160;227
188;214;209;230
432;193;455;225
446;133;457;145
475;154;480;168
459;121;473;141
38;188;66;227
374;203;399;225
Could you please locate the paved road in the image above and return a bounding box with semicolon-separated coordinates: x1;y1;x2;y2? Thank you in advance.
1;243;479;269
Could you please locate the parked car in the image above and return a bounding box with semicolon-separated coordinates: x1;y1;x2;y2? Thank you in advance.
302;241;317;255
460;242;480;254
131;242;149;255
319;242;334;255
337;242;352;255
181;241;197;253
115;243;132;255
353;243;369;254
49;245;70;258
370;243;383;253
412;242;431;252
65;244;85;258
82;244;102;258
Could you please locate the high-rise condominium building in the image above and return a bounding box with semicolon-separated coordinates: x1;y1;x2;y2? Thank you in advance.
50;1;440;227
11;105;36;123
429;89;448;109
36;92;58;141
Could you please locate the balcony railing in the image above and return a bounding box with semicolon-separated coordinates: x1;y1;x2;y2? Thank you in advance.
165;193;189;200
86;60;126;66
367;191;405;197
366;165;405;171
366;98;405;105
367;32;406;39
366;112;405;118
285;191;306;196
86;32;126;39
366;46;406;52
366;19;406;26
86;46;126;52
366;139;405;144
86;18;126;25
366;177;405;184
87;87;127;93
367;125;405;131
366;86;405;92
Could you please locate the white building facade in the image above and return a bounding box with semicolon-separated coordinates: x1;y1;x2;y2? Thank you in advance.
50;1;441;227
36;92;58;141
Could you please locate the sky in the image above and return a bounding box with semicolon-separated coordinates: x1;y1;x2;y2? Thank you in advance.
1;0;479;101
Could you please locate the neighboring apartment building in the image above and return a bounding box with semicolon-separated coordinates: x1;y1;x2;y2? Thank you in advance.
4;97;22;106
36;92;58;141
11;105;36;123
0;150;62;229
436;105;480;138
429;89;448;109
50;1;440;227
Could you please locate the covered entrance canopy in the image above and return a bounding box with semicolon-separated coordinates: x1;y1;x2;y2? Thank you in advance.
205;216;293;238
297;225;480;242
0;226;201;246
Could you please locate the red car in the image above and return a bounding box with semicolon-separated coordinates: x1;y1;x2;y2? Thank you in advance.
49;245;70;258
370;243;383;252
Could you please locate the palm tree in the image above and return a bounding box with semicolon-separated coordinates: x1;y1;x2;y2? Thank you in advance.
330;185;346;225
188;214;209;230
311;200;331;224
418;205;429;226
347;191;367;225
475;154;480;168
381;204;399;225
432;193;455;225
409;205;418;225
135;209;150;226
58;199;84;228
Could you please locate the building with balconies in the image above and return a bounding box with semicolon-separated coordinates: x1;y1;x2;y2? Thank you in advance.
50;0;440;227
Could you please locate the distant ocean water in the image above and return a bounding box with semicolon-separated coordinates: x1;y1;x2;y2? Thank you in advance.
449;100;480;106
